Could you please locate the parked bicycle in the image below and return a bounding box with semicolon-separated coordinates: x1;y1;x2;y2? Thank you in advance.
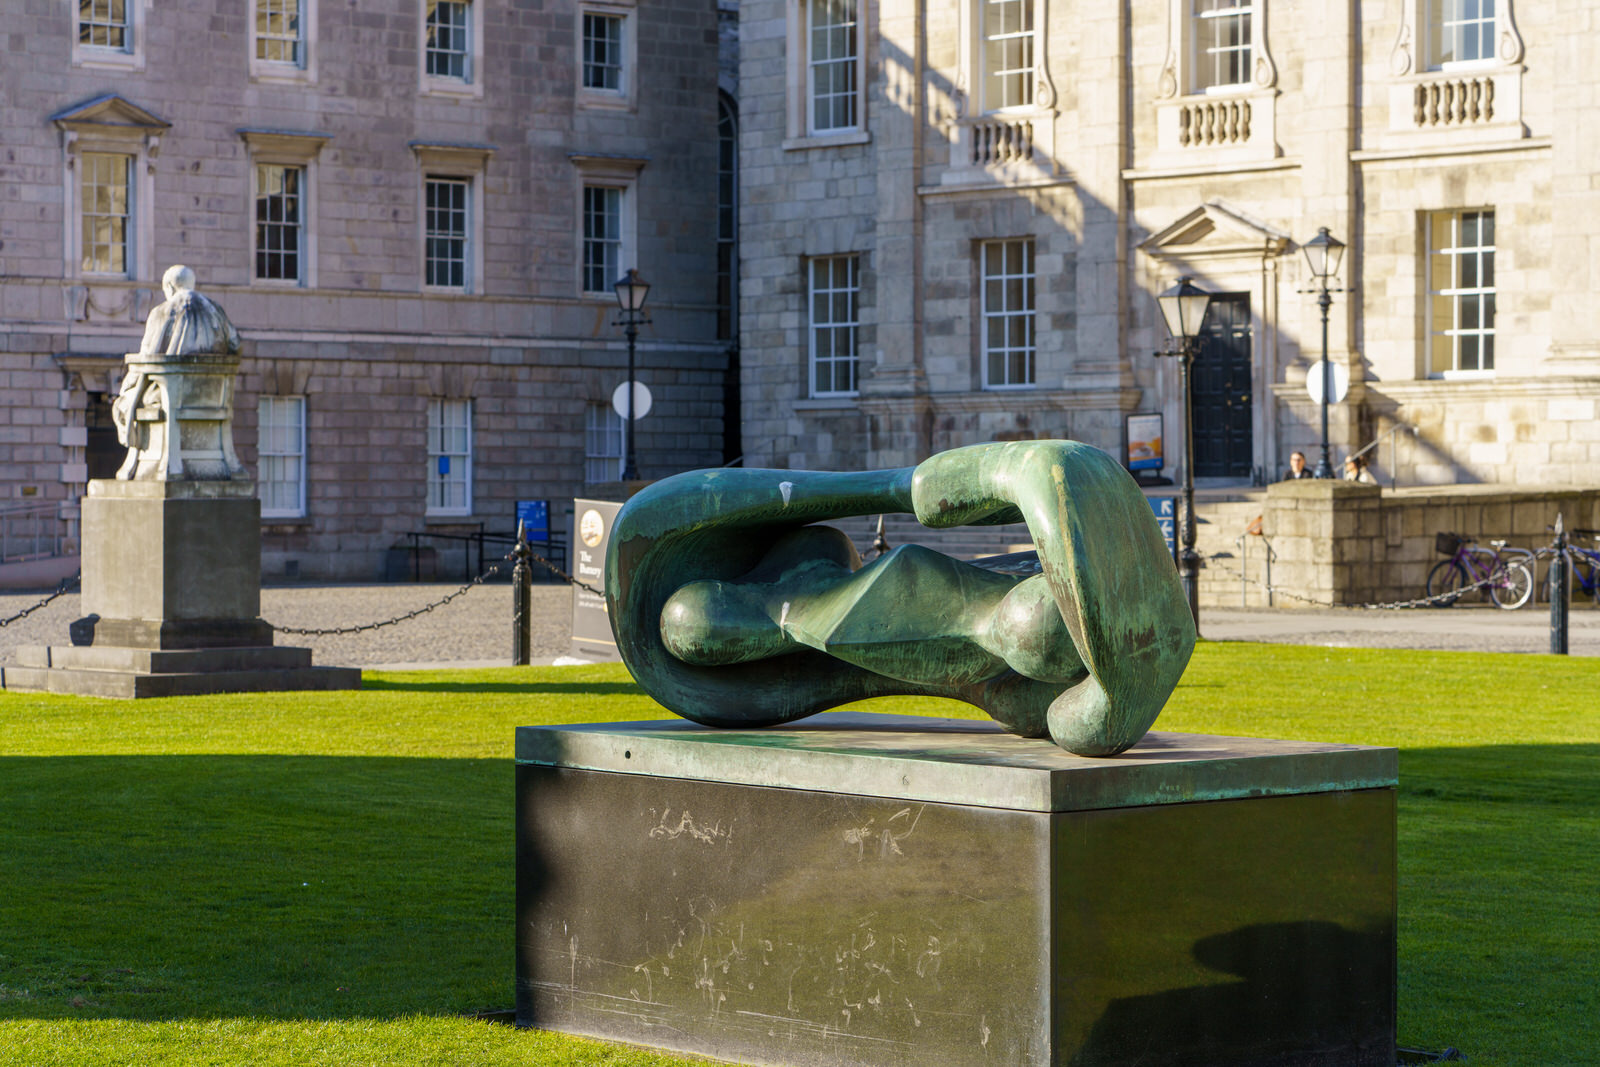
1426;532;1535;609
1549;527;1600;607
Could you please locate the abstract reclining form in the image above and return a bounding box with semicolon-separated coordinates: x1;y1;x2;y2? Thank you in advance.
605;441;1196;756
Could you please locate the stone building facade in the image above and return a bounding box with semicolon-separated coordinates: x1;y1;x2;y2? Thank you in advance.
2;0;732;580
738;0;1600;488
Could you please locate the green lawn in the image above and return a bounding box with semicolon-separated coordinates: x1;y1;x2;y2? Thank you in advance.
0;647;1595;1066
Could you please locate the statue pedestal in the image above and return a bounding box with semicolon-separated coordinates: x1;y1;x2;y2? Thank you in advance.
2;480;358;697
515;713;1397;1067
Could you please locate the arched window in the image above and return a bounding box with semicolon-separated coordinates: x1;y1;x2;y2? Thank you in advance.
716;94;738;342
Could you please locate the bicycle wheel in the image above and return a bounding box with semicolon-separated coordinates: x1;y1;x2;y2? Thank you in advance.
1490;559;1534;610
1426;559;1468;606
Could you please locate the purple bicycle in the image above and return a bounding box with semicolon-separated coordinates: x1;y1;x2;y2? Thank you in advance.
1426;532;1535;610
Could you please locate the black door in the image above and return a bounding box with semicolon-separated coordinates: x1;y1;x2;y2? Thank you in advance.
1191;293;1253;478
85;392;122;481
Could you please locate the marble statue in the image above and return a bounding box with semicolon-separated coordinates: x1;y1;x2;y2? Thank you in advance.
605;441;1196;757
112;265;246;481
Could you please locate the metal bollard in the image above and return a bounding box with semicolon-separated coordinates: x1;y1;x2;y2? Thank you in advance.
871;514;889;559
512;520;533;666
1550;512;1569;656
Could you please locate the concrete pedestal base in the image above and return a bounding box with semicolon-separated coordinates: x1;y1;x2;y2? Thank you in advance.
515;714;1397;1067
1;480;358;698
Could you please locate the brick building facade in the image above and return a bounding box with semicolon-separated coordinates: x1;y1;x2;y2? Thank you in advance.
737;0;1600;488
2;0;733;580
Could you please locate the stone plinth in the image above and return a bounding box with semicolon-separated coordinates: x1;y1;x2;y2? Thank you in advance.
2;479;358;698
80;478;268;647
515;713;1397;1067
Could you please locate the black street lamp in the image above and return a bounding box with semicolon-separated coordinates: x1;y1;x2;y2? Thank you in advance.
612;268;651;482
1301;227;1345;479
1154;275;1212;627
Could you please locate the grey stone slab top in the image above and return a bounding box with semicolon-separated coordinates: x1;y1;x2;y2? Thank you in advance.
514;713;1397;813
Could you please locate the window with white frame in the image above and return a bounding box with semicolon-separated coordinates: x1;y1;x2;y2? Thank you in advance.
427;398;472;515
1428;0;1494;67
571;155;643;295
256;0;304;64
583;12;624;91
55;96;164;282
785;0;866;143
79;0;130;50
80;152;133;276
981;239;1036;389
424;176;470;290
809;255;860;397
585;403;624;482
242;129;325;289
1192;0;1253;91
258;396;307;517
75;0;146;69
255;164;304;283
808;0;859;131
1427;209;1495;375
582;185;624;294
982;0;1035;111
425;0;472;80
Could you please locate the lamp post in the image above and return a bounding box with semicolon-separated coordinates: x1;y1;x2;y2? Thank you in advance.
1154;275;1213;627
1301;227;1345;479
612;268;651;482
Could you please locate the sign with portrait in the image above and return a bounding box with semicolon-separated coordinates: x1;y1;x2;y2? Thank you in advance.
568;498;624;661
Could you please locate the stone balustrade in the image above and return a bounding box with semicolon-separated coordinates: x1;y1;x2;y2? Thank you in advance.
959;116;1035;167
1177;98;1252;147
1413;75;1495;127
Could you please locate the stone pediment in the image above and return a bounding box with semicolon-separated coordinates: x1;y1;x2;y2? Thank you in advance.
51;94;170;133
1140;199;1293;263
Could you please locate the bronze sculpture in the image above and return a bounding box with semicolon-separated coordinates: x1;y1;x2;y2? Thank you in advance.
605;441;1195;756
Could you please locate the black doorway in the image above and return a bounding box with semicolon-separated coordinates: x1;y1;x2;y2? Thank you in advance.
1191;293;1253;479
85;392;122;481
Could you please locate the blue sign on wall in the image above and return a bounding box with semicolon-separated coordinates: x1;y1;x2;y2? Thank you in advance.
1149;496;1177;560
516;500;550;539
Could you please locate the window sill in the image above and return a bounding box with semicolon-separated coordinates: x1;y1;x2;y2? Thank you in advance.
424;513;480;524
250;61;316;86
262;514;312;526
421;77;484;100
1433;370;1496;381
794;396;858;410
578;90;634;112
73;48;145;72
981;383;1039;392
783;130;871;152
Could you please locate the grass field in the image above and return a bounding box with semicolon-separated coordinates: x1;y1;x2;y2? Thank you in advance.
0;645;1596;1066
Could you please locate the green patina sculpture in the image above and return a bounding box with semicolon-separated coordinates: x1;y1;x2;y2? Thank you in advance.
604;441;1196;756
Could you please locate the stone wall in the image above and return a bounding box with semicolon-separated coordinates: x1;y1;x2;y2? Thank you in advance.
1211;481;1600;608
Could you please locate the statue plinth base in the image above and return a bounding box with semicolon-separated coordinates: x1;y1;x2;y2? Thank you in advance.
1;479;358;698
515;714;1398;1067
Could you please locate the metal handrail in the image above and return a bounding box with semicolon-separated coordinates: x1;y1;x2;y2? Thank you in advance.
0;502;65;564
1347;423;1418;487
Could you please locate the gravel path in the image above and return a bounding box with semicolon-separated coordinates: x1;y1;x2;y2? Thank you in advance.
0;581;577;670
5;582;1597;669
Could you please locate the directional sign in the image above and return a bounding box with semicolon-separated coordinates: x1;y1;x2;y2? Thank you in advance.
1149;496;1177;562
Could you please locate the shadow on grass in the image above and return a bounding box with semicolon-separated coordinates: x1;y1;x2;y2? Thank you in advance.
362;679;643;696
0;754;511;1022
